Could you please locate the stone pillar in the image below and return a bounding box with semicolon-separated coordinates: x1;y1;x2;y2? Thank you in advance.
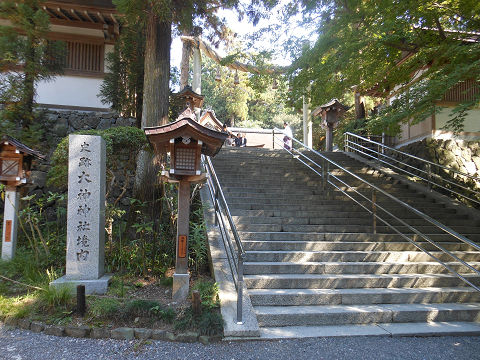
50;135;111;294
192;48;202;121
173;179;190;302
1;187;19;260
303;95;312;147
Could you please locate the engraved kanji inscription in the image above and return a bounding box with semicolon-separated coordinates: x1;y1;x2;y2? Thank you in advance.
77;221;91;232
80;142;91;152
77;204;91;217
77;189;91;200
79;157;92;168
76;235;90;247
78;171;92;183
76;249;89;261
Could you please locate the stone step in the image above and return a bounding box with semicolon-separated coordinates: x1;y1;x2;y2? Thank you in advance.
243;261;480;275
244;273;480;289
231;208;458;218
245;250;480;263
236;223;480;235
238;231;476;242
233;216;474;227
242;240;478;252
248;287;480;306
254;303;480;327
257;322;480;339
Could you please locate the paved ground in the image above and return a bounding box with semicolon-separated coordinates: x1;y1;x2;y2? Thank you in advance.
1;327;480;360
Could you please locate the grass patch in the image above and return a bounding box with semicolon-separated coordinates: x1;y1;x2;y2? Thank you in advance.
89;297;122;318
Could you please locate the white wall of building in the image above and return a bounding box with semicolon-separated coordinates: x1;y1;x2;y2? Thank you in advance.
36;76;106;110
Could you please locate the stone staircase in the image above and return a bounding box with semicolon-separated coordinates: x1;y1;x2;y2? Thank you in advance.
210;147;480;338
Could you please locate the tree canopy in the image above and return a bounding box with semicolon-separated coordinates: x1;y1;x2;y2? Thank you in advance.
286;0;480;134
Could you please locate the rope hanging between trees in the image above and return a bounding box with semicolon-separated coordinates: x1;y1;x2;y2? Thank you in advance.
181;36;286;75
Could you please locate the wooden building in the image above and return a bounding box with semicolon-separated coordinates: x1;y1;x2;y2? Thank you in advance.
0;0;119;111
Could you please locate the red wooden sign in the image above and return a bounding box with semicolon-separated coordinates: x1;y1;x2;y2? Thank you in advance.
5;220;12;242
178;235;187;258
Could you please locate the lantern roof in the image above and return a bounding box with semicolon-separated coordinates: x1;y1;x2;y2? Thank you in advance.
1;135;46;160
199;109;223;132
312;98;349;117
144;108;227;157
175;85;204;109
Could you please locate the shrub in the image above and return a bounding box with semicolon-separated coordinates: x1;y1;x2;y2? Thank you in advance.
198;311;223;336
192;280;219;308
88;297;121;318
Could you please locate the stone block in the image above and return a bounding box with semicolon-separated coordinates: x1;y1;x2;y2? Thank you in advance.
134;328;152;340
96;118;111;130
17;319;31;330
90;328;111;339
53;118;68;137
165;332;176;341
30;321;45;332
115;118;135;127
199;335;209;345
175;331;199;343
172;273;189;302
150;329;167;340
44;325;65;337
65;326;90;338
30;171;47;188
111;327;134;340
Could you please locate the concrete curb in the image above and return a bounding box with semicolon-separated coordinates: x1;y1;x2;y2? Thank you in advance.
200;186;261;338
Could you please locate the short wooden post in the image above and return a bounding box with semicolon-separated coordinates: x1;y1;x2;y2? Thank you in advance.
76;284;86;317
192;290;202;315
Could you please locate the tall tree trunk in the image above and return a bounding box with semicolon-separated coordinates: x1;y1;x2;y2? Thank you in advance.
180;31;192;90
141;11;171;128
136;10;171;194
22;35;36;129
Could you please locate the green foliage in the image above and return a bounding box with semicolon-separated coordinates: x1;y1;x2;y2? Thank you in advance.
123;299;159;318
47;126;146;189
189;207;208;273
38;285;73;310
192;280;219;308
286;0;480;134
99;22;145;126
0;294;34;319
89;297;122;318
150;304;176;323
197;311;223;336
0;0;65;142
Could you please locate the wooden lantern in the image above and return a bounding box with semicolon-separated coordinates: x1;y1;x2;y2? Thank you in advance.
0;135;45;187
144;107;227;302
312;99;349;151
145;107;227;182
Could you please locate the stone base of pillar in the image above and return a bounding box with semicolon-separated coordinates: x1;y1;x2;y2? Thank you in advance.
172;273;190;302
50;274;112;295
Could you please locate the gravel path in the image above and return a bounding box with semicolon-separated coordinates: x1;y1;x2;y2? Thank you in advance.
1;326;480;360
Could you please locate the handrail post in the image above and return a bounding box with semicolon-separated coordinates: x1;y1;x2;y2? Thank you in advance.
272;129;275;149
322;158;326;194
214;184;219;226
236;251;244;324
344;133;348;152
372;189;377;234
326;162;330;199
426;163;432;191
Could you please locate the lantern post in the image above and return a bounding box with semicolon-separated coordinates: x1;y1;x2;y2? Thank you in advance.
0;136;45;260
312;99;349;151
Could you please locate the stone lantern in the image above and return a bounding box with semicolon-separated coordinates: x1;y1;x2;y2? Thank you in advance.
312;99;349;151
145;107;227;301
0;135;45;260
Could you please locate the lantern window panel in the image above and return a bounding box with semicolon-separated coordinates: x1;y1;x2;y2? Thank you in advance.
175;147;197;171
0;159;19;177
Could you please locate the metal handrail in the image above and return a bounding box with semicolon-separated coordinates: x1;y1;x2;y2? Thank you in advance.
344;132;480;207
202;154;245;324
273;129;480;292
